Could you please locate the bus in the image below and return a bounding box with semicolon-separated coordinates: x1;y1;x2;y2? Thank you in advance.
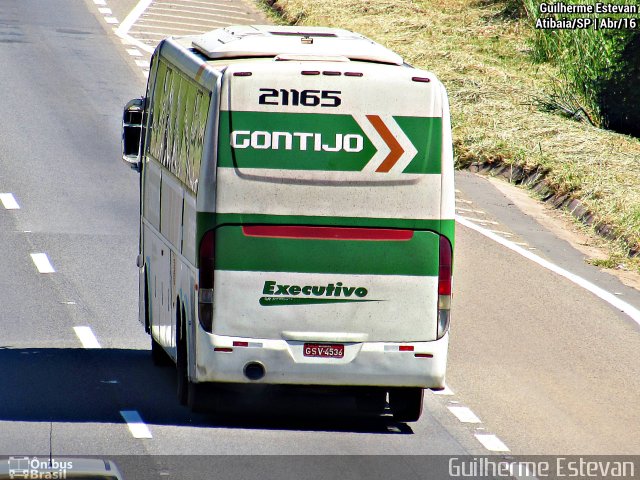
121;25;454;422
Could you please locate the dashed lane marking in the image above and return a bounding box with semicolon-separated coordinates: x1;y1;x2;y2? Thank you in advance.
0;193;20;209
474;433;510;452
73;326;102;349
120;410;153;438
30;253;55;273
447;406;482;423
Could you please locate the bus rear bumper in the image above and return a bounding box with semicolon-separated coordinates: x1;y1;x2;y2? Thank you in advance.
192;330;449;388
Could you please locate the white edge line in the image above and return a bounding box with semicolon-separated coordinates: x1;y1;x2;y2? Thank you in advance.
73;326;102;349
116;0;154;36
30;253;55;273
475;433;510;452
120;410;153;438
456;215;640;327
0;193;20;209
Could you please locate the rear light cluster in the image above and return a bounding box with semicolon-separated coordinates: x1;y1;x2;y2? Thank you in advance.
198;230;215;332
437;235;453;339
384;344;433;358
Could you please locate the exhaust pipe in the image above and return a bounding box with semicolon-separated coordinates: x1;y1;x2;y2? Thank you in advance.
244;362;266;381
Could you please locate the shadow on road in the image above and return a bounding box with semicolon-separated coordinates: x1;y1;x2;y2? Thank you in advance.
0;347;413;435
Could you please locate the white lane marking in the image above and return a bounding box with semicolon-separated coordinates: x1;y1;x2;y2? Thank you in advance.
457;215;499;225
455;199;473;204
30;253;55;273
143;9;257;23
73;326;102;349
130;24;204;33
98;7;112;14
448;406;482;423
457;215;640;326
158;0;246;10
488;229;514;237
475;433;510;452
148;4;248;15
116;0;153;36
0;193;20;209
120;410;153;438
93;0;106;4
117;32;154;54
126;48;143;56
105;17;119;24
135;59;149;67
431;384;455;395
455;207;485;214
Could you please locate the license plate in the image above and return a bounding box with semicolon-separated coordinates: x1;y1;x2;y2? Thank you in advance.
303;343;344;358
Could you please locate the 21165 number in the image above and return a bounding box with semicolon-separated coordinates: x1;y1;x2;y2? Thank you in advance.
259;88;342;107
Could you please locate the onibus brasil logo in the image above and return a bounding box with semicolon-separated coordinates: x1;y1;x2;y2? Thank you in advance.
7;457;73;479
260;280;381;306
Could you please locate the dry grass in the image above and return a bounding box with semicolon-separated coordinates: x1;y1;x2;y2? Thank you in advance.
259;0;640;269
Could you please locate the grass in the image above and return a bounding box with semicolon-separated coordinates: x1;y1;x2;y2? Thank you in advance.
258;0;640;272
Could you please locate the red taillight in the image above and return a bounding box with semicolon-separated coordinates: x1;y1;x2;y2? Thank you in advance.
399;345;414;352
242;225;413;241
438;236;452;296
198;230;215;332
437;235;453;339
233;341;249;347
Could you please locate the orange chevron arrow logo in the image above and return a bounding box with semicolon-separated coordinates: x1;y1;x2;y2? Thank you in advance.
366;115;405;173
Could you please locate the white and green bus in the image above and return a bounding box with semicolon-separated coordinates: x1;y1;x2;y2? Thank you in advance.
122;25;454;421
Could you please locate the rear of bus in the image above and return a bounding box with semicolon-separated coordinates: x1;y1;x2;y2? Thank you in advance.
193;28;455;418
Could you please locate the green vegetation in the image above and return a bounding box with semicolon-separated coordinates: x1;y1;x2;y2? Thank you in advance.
258;0;640;272
522;0;640;136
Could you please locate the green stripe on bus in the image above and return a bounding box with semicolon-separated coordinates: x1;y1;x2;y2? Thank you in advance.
217;111;442;174
213;225;440;276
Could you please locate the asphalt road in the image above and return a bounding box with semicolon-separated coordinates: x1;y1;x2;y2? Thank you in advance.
0;0;638;476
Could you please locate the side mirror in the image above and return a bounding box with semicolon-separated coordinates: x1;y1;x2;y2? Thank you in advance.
122;97;145;172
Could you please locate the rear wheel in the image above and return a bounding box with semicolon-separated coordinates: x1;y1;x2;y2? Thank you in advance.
389;388;424;422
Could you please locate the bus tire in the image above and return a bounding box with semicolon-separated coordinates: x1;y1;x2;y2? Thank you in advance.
176;318;188;405
389;387;424;422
